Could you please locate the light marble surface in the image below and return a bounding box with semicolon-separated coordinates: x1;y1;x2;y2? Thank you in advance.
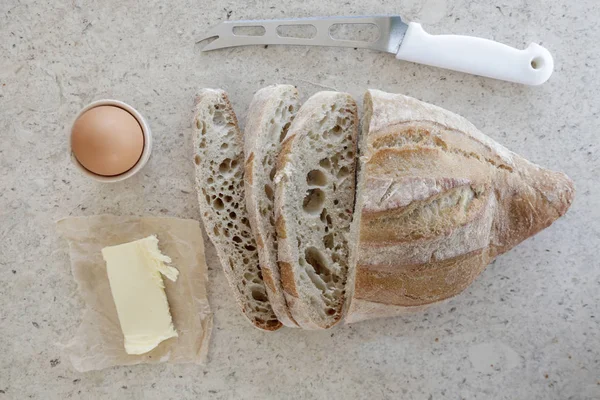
1;0;598;399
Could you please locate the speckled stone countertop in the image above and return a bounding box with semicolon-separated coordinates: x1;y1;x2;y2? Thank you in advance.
1;0;598;399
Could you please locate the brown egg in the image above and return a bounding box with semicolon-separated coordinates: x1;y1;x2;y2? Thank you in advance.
71;106;144;176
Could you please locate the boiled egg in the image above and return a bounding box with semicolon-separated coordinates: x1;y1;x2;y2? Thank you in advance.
71;106;144;176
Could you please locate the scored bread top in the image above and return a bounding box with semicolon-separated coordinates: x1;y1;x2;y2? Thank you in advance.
346;89;574;323
244;85;301;327
193;88;281;331
275;91;359;329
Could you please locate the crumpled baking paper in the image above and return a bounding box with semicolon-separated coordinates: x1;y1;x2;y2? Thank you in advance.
57;215;213;372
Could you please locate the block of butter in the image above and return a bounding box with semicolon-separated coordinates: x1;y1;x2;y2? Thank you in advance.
101;235;179;355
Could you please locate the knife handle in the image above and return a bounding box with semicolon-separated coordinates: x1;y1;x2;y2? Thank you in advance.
395;22;553;85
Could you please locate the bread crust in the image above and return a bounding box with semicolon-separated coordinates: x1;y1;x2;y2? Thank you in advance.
347;90;574;323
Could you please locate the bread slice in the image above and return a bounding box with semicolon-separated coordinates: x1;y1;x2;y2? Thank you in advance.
244;85;301;327
275;91;359;329
192;89;281;331
346;89;574;323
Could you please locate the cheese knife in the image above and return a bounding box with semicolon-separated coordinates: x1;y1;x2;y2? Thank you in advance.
199;16;553;85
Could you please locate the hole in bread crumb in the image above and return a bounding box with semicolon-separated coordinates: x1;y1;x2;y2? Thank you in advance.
245;244;256;251
319;158;331;169
331;252;341;264
337;166;350;178
333;199;339;205
251;287;268;302
227;222;233;228
269;166;276;181
213;111;226;125
305;247;330;276
346;151;354;159
207;177;214;184
194;155;201;165
199;139;206;148
326;214;332;227
324;125;343;141
214;198;224;210
205;194;211;203
323;233;334;249
264;184;274;201
320;208;328;223
230;211;237;219
224;195;232;202
213;226;219;236
303;188;325;215
306;169;327;187
232;235;242;243
196;119;203;130
221;143;228;149
219;158;232;173
326;308;336;316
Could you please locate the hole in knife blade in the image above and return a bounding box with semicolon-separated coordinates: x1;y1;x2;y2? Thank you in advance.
232;26;266;36
329;23;379;42
276;24;317;39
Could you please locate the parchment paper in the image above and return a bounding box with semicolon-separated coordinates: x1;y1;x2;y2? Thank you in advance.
57;215;213;372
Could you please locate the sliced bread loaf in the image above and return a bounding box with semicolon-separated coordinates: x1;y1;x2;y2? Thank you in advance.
274;91;359;329
244;85;301;328
346;89;574;323
193;89;281;331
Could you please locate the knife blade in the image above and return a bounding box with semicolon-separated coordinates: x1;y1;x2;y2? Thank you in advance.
199;16;554;85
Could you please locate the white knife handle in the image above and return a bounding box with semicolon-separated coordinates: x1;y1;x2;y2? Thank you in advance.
395;22;553;85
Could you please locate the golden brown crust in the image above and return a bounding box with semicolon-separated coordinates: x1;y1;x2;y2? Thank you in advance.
261;266;276;293
276;134;295;172
278;261;299;297
244;152;254;186
275;214;287;239
354;249;490;306
347;90;575;323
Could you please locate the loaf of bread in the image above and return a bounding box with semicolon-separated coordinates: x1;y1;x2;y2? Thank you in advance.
346;89;575;323
192;89;281;331
192;87;574;328
275;92;359;329
244;85;301;327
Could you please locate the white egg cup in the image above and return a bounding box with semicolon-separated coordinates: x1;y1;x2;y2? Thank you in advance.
70;99;152;183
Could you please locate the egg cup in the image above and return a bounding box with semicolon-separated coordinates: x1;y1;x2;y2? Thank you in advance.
70;99;152;182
